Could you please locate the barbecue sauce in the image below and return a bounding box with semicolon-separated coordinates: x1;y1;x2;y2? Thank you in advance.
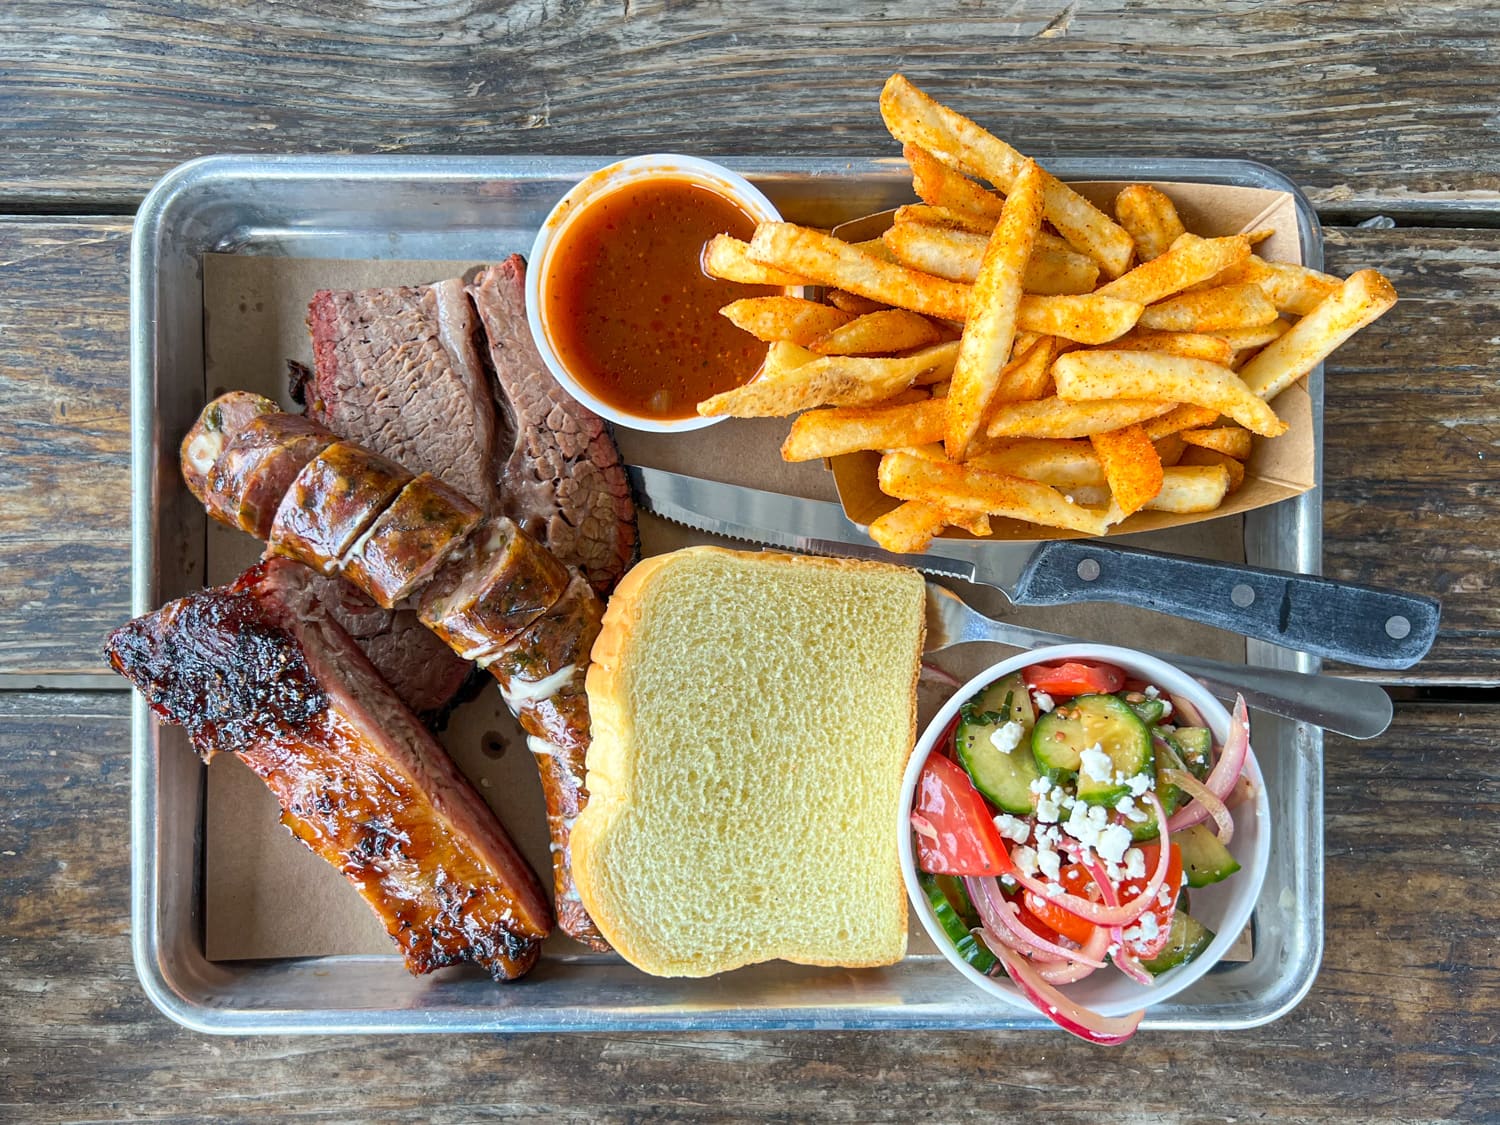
543;177;776;421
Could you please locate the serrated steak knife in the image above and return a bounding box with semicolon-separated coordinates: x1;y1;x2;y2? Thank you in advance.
626;465;1438;671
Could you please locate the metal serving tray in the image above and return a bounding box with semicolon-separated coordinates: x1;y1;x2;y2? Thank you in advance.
130;154;1324;1034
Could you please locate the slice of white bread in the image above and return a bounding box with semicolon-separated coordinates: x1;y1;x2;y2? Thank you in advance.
573;546;927;977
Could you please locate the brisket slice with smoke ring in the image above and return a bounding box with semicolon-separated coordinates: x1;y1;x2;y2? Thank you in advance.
105;558;552;981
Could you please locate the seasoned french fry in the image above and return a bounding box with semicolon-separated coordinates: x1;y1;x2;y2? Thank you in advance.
1180;425;1253;460
869;499;947;553
1114;184;1187;262
1141;403;1222;440
947;159;1045;459
698;341;959;417
1153;432;1187;467
893;203;995;235
826;289;889;316
882;223;1099;294
1053;350;1287;437
1212;320;1290;351
1179;446;1247;492
781;397;947;461
1238;269;1398;400
985;396;1176;440
1137;283;1279;332
967;439;1105;488
748;223;971;320
1089;424;1164;518
1106;328;1235;366
878;451;1116;535
1067;464;1230;513
879;74;1134;277
720;297;854;346
1211;256;1341;316
703;234;814;287
904;143;1005;223
1017;293;1142;344
1096;234;1251;306
852;237;898;263
993;335;1057;402
808;308;942;356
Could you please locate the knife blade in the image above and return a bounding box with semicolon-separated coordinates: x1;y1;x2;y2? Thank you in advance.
626;464;1440;671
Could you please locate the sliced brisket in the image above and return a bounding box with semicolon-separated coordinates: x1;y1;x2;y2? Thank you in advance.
468;257;637;594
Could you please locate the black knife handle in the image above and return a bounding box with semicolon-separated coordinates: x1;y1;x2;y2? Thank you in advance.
1010;541;1440;670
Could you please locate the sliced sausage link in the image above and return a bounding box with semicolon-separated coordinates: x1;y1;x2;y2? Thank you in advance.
180;392;280;507
418;517;570;660
205;414;337;538
269;442;413;574
342;474;484;609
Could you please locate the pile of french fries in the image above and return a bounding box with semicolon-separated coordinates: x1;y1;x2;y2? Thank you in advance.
697;74;1398;552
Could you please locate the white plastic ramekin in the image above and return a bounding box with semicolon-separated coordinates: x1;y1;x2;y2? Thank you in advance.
525;154;782;434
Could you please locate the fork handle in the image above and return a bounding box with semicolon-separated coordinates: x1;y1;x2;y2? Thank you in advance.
1010;541;1439;671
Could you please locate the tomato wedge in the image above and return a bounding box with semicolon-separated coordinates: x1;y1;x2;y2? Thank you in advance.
1023;845;1184;957
912;754;1014;877
1119;842;1184;959
1023;865;1102;946
1024;660;1126;698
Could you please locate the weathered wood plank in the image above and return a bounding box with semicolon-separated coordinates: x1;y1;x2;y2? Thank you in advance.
0;219;132;677
1;693;1493;1121
1321;227;1500;684
2;1;1499;212
2;217;1496;682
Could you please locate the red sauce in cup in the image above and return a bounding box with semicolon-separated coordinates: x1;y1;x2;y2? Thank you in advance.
543;177;776;421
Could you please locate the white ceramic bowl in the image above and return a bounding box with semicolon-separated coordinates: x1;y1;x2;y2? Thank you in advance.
899;643;1271;1019
525;154;783;434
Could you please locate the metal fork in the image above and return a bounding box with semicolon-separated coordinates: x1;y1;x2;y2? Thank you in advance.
925;581;1393;740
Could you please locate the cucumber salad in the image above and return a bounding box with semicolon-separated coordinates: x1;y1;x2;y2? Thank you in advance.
910;659;1255;1045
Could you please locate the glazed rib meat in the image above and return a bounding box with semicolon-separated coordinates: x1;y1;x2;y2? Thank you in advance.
105;558;552;980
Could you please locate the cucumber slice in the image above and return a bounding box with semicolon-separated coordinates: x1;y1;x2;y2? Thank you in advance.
1125;696;1167;725
1176;822;1242;887
1119;738;1189;841
954;673;1039;815
934;873;981;930
917;872;998;975
1141;908;1215;975
1172;726;1214;780
1032;694;1153;806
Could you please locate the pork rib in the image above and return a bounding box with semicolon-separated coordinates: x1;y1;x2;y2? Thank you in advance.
106;559;552;980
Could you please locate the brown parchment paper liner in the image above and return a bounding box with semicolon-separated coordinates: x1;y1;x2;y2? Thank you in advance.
201;179;1265;963
831;183;1313;540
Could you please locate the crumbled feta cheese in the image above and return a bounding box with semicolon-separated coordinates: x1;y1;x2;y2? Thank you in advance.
1126;772;1154;797
1033;689;1055;713
1123;912;1160;946
1159;699;1174;721
1013;846;1039;877
1000;874;1018;889
1029;776;1052;796
1124;848;1146;880
989;720;1024;755
1034;788;1062;824
1045;882;1065;897
1036;843;1062;882
993;812;1031;844
1096;823;1133;865
1079;743;1113;783
1062;801;1110;851
1115;795;1150;823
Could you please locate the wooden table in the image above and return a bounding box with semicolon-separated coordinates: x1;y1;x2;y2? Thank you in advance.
3;4;1496;1120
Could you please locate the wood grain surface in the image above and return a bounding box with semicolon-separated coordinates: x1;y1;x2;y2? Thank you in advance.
3;1;1499;215
2;218;1494;683
1;692;1492;1122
